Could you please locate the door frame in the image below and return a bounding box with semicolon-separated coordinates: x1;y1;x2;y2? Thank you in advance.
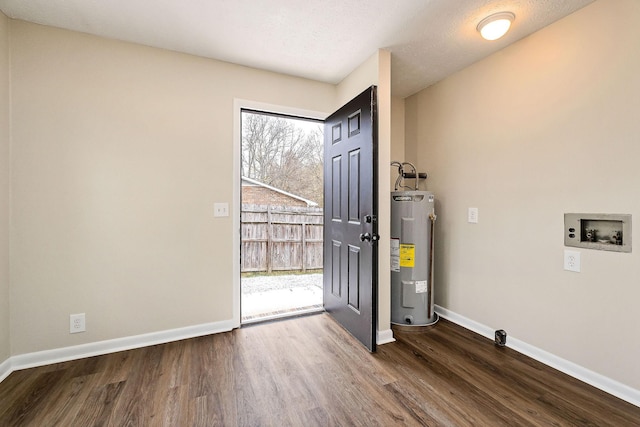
232;99;328;328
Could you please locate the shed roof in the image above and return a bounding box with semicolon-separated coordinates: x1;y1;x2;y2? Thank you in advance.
241;176;318;207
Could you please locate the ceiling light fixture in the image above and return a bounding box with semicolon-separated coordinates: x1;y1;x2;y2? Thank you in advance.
477;12;515;41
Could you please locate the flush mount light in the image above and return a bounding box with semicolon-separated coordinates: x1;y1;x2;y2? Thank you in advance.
477;12;515;41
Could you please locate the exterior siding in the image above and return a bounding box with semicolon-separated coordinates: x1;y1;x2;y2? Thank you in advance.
242;185;309;207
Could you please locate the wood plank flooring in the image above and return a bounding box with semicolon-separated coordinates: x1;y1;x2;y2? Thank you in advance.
1;313;638;426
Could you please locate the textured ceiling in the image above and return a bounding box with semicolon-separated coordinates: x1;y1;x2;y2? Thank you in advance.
0;0;594;98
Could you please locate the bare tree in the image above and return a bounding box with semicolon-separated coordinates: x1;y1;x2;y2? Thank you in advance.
242;112;324;205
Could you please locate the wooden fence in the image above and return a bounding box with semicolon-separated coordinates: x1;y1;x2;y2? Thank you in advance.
241;204;323;273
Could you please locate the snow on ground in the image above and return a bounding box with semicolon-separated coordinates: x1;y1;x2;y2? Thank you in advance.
241;273;323;318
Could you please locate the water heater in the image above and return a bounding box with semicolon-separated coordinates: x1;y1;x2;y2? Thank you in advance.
390;190;438;326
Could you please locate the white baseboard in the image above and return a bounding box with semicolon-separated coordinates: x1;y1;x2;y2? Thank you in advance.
0;356;11;383
377;328;395;345
435;305;640;408
5;319;235;377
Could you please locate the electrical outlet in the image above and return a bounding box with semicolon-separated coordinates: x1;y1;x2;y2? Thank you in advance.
564;250;581;273
214;202;229;217
468;207;479;223
70;313;86;333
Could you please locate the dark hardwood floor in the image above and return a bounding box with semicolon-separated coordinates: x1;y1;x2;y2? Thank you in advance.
0;313;638;426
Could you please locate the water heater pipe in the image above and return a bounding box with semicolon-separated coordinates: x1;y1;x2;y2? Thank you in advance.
428;209;437;321
390;161;427;191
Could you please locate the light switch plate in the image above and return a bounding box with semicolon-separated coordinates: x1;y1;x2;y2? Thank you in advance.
214;203;229;217
468;207;478;224
564;250;581;272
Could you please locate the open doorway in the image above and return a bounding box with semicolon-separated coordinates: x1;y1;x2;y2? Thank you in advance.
240;110;324;323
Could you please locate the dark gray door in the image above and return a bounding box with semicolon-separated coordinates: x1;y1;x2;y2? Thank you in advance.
323;86;378;352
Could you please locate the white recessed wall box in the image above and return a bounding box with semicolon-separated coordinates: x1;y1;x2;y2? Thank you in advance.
564;213;631;253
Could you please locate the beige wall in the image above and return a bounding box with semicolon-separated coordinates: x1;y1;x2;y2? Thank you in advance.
0;11;10;363
9;20;337;354
390;95;405;184
405;0;640;390
336;51;380;107
390;96;405;165
376;50;392;336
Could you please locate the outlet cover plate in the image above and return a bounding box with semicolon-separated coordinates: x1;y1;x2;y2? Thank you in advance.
564;250;581;272
70;313;86;333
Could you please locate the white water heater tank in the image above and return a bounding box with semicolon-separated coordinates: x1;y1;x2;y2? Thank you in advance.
390;190;437;326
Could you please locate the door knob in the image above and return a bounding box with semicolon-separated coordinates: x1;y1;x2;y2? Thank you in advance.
359;233;380;243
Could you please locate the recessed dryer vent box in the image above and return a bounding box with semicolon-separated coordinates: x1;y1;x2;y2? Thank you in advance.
564;213;631;253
